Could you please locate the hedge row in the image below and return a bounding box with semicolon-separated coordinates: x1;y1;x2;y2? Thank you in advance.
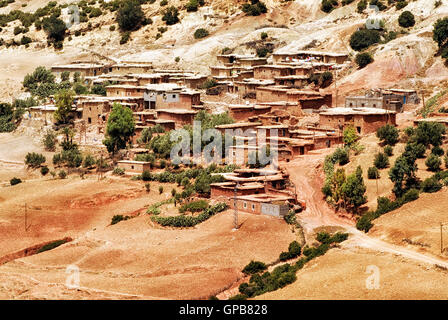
151;202;227;227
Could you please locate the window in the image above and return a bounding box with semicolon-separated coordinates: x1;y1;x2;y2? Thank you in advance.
243;202;247;209
131;165;134;169
88;117;91;124
251;204;255;211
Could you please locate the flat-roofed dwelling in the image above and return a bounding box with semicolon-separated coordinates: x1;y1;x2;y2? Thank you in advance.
272;50;349;65
52;62;109;79
344;88;419;112
319;107;396;135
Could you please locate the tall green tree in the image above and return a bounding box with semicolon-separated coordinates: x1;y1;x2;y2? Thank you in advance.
54;89;75;124
103;103;135;154
116;0;144;31
343;126;358;148
342;166;367;213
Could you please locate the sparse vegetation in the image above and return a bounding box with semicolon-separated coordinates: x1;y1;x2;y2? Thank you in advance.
398;11;415;28
355;52;374;68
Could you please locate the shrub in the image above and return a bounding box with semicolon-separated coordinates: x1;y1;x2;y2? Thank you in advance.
142;170;151;181
356;212;375;232
113;167;125;175
159;186;164;194
334;147;349;165
37;239;68;253
355;52;373;68
58;170;67;179
432;146;444;156
40;166;49;176
367;166;380;179
405;142;426;158
194;28;209;39
398;11;415;28
25;152;46;168
42;130;57;151
384;145;393;156
421;177;442;193
111;214;130;225
10;177;22;186
242;260;267;275
349;29;380;51
260;32;268;40
162;6;179;25
400;188;419;204
357;0;367;12
119;31;131;44
377;124;399;145
242;0;268;16
426;154;442;172
288;241;301;256
179;199;209;213
83;154;96;168
374;152;389;169
186;0;204;11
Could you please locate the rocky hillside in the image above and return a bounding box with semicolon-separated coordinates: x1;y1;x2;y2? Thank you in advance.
0;0;447;104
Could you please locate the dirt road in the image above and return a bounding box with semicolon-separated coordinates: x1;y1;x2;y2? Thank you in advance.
284;151;448;269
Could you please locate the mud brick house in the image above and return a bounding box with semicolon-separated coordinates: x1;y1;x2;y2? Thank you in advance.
345;92;403;112
227;104;272;122
210;182;266;199
210;65;253;82
147;119;176;131
216;54;267;68
26;105;58;125
143;84;202;110
253;64;313;80
272;50;349;65
167;74;209;89
109;62;153;75
256;124;290;138
234;79;275;98
227;144;293;164
106;85;146;98
156;109;197;129
127;73;168;86
256;87;332;113
117;160;151;174
274;75;309;88
52;62;109;79
256;102;301;115
79;99;112;125
215;122;262;135
319;107;396;135
387;88;420;104
226;193;293;217
134;111;156;126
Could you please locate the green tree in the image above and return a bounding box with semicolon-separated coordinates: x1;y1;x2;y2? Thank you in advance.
374;152;389;169
162;6;179;25
116;0;144;31
349;29;380;51
42;15;67;47
398;11;415;28
425;154;441;171
54;89;75;124
103;103;135;154
355;52;373;68
343;126;358;148
433;18;448;53
341;166;367;213
389;154;417;197
376;124;399;145
23;66;56;98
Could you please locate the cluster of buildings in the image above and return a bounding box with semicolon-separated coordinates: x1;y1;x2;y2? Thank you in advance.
21;50;424;219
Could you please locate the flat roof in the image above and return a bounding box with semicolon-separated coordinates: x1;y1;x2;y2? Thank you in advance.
273;50;349;57
215;122;262;129
52;63;104;69
236;193;293;202
118;160;150;164
320;107;397;116
156;109;197;114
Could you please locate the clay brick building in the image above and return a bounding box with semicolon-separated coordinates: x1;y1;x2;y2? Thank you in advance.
227;104;272;122
319;107;396;135
226;193;293;217
156;109;197;129
272;50;349;65
117;160;151;174
143;84;202;110
52;62;109;79
106;85;146;98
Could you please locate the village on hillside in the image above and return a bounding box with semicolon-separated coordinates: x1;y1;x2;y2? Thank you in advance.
3;0;448;304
